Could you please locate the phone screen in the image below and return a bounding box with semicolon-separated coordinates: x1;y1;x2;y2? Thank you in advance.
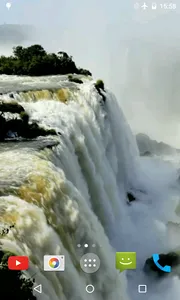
0;1;180;300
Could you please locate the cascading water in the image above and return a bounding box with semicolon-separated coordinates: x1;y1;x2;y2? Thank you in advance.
1;75;180;300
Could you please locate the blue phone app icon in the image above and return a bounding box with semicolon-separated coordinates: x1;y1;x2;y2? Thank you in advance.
152;254;171;273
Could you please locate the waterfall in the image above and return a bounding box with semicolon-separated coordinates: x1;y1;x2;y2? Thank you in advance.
0;76;180;300
0;79;135;300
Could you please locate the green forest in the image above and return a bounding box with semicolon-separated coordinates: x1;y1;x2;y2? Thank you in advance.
0;44;92;76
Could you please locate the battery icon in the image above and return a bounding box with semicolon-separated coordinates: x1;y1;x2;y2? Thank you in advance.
152;3;157;9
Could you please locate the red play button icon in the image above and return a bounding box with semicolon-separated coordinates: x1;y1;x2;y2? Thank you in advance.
8;256;29;270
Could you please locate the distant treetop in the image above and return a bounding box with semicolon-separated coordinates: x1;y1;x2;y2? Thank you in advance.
0;44;92;77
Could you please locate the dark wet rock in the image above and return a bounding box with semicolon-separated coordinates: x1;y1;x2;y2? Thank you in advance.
94;79;106;102
20;111;29;123
0;115;6;140
5;119;57;139
68;74;83;84
95;79;104;91
9;93;14;98
0;101;24;114
22;123;56;139
144;252;180;277
141;151;152;156
6;118;23;128
127;192;136;202
0;103;57;141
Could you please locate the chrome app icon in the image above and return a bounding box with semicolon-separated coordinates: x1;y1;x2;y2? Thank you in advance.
44;255;65;271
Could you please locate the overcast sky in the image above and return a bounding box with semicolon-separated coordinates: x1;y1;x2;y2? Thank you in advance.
1;0;178;75
1;0;180;146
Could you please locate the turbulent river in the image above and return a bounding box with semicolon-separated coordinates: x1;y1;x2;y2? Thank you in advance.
1;75;180;300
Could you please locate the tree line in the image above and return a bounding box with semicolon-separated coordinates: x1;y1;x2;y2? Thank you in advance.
0;44;92;76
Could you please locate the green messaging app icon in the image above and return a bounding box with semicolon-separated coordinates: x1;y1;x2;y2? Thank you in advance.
116;252;136;272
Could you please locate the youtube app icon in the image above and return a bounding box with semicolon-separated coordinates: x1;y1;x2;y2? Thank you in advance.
8;256;29;270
